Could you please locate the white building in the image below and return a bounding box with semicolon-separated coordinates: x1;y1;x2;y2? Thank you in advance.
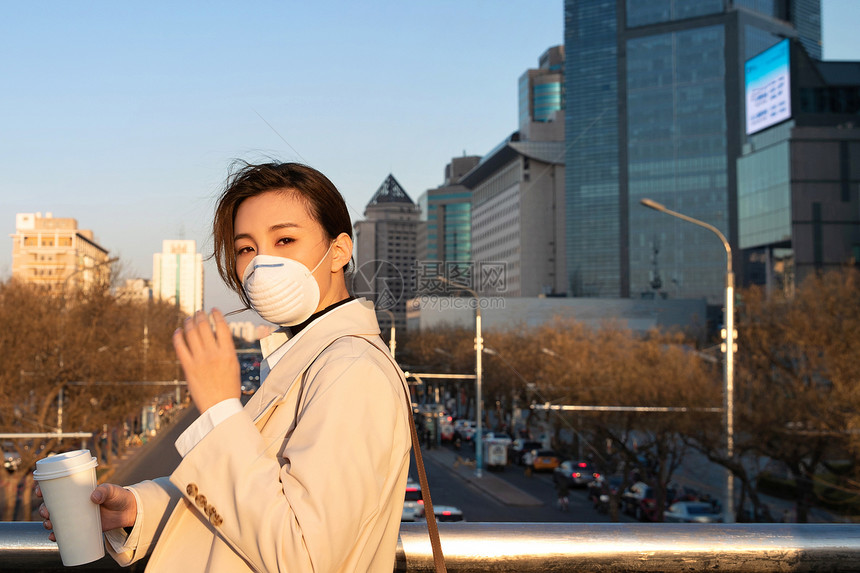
228;321;257;343
461;136;566;297
152;239;203;318
117;278;153;303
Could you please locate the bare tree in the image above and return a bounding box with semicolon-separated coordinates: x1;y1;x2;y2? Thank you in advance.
736;267;860;522
0;277;183;520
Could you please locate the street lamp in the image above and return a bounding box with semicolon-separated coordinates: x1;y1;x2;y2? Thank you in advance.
640;197;735;523
436;275;484;478
379;308;396;359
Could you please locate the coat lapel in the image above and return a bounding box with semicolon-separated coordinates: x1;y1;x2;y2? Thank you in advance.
244;299;382;428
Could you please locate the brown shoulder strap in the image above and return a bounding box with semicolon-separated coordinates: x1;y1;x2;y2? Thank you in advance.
341;335;446;572
402;385;447;573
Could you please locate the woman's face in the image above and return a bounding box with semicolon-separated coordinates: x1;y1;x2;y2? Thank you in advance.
233;190;344;308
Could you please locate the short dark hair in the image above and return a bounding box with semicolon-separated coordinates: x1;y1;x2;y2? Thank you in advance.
212;161;353;308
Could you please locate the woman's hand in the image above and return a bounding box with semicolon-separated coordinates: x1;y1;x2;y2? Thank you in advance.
173;309;241;414
37;483;137;539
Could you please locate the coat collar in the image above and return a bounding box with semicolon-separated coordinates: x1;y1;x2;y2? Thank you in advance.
244;298;382;423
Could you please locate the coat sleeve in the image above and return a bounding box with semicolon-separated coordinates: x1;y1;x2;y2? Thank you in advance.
168;340;411;572
105;476;183;566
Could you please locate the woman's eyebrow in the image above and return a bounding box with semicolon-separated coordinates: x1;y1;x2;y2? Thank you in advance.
269;222;301;232
234;222;302;242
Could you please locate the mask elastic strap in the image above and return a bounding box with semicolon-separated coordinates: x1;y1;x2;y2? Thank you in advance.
309;241;336;274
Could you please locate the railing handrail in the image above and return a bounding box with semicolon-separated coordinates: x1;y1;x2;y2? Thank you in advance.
3;521;860;571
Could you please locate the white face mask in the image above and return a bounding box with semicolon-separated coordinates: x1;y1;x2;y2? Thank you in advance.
241;243;333;326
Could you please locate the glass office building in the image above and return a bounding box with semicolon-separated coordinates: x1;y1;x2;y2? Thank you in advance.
564;0;821;305
420;189;473;266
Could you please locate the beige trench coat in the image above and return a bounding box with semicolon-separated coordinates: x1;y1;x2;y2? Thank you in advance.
107;299;412;572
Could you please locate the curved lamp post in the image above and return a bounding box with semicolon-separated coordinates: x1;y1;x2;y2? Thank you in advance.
436;276;483;478
640;198;735;523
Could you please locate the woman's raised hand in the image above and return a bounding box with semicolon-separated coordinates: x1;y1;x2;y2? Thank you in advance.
173;309;241;414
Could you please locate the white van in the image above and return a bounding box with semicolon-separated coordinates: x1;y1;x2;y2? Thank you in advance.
483;438;509;471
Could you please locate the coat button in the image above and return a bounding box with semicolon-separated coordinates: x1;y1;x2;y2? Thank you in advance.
195;494;207;509
211;513;223;527
186;483;198;497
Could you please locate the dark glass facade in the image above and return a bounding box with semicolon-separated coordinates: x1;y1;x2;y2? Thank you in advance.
564;0;820;304
626;0;722;27
564;0;620;297
627;25;728;301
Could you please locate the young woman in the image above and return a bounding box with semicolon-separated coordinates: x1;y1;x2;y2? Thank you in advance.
38;162;413;572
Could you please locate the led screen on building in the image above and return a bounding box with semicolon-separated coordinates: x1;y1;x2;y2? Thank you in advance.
745;39;791;135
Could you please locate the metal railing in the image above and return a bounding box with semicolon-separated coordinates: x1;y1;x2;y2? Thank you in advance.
3;521;860;571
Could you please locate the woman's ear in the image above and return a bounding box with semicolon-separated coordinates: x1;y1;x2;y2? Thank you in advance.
330;232;353;273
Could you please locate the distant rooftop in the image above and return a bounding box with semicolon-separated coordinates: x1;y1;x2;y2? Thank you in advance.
366;174;415;207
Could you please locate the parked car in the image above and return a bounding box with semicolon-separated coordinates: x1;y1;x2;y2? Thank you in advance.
403;480;425;519
553;460;600;488
664;501;723;523
531;450;562;472
509;439;542;465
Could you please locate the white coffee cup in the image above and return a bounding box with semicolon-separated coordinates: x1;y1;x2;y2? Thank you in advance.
34;449;105;566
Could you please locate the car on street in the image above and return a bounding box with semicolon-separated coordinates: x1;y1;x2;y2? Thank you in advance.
622;481;677;522
531;449;562;472
403;479;425;520
453;420;477;442
553;460;600;488
622;481;656;521
439;416;455;442
241;373;260;395
432;504;464;522
664;501;723;523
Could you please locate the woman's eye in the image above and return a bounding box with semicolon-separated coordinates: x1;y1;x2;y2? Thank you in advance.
236;246;254;256
276;237;294;246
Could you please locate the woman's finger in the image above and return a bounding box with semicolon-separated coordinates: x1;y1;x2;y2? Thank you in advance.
172;327;192;365
193;310;218;347
181;315;204;356
211;309;234;351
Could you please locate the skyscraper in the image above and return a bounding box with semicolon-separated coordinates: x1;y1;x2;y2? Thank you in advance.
353;174;419;331
564;0;821;305
152;239;204;318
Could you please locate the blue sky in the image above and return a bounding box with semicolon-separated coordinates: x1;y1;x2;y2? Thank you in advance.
1;1;857;317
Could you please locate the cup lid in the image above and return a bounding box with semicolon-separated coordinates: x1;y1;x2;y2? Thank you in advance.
33;449;98;480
